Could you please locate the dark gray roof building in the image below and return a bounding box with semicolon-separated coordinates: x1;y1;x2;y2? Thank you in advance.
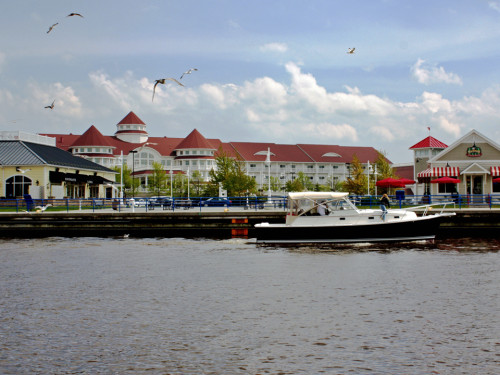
0;140;114;173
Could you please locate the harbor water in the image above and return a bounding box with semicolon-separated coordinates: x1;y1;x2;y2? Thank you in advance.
0;237;499;374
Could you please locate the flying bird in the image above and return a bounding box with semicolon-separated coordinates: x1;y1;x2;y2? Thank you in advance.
347;47;355;54
67;13;84;18
152;78;184;101
180;68;198;79
16;167;31;173
47;23;58;33
44;100;55;109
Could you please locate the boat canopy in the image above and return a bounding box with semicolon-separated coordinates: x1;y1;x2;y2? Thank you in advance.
288;192;349;201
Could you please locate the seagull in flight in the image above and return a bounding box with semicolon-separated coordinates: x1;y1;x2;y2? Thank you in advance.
44;100;55;109
180;68;198;80
152;78;184;101
16;167;31;173
347;47;355;54
67;13;84;18
47;23;58;33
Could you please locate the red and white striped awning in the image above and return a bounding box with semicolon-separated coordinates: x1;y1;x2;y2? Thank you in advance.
417;167;460;178
491;166;500;176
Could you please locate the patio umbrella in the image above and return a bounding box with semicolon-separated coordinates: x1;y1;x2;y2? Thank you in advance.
431;176;461;184
493;177;500;183
398;178;416;185
376;177;405;188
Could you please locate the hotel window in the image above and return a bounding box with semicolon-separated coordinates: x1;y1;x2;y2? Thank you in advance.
185;161;190;166
319;176;325;180
307;165;314;169
319;165;325;169
192;150;197;155
192;160;197;166
250;164;256;168
291;165;296;169
280;165;286;169
185;151;190;155
333;165;339;169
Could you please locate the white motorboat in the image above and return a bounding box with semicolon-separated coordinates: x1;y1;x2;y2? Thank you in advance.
254;192;455;244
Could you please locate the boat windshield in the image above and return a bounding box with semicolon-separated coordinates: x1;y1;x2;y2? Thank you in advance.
288;196;357;216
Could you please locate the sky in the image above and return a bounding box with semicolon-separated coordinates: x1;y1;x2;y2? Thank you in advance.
2;0;500;163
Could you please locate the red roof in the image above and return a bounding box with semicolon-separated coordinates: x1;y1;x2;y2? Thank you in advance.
297;144;387;164
70;125;113;148
175;129;215;150
409;136;448;150
117;111;145;125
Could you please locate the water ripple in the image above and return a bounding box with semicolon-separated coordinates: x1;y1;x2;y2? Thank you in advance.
0;237;499;374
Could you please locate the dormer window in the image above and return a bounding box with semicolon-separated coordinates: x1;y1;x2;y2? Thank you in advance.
322;152;342;158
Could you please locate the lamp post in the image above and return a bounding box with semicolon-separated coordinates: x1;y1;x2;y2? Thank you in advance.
265;148;271;198
366;161;370;195
187;167;190;200
130;150;137;198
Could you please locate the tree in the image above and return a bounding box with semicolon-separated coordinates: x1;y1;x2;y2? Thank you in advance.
373;151;396;194
342;155;367;195
147;162;168;196
208;148;256;196
374;151;395;180
112;164;139;198
190;170;204;197
284;171;313;192
270;176;284;193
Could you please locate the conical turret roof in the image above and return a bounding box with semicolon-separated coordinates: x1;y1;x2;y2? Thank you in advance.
175;129;215;150
70;125;113;147
117;111;145;125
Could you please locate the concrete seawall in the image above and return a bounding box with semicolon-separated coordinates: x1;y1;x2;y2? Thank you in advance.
0;209;499;238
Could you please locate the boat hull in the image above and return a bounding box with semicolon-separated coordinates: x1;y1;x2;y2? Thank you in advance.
254;216;444;244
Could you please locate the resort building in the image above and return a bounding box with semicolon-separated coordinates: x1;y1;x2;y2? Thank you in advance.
43;111;387;195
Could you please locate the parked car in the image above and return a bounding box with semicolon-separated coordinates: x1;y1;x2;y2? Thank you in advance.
202;198;232;207
153;197;172;208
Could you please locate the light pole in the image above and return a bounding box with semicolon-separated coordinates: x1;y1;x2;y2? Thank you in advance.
366;161;370;195
266;148;271;198
130;150;137;198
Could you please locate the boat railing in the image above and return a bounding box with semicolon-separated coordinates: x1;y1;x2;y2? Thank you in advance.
406;201;455;216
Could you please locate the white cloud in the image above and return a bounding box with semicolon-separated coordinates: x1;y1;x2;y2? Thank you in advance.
260;42;288;53
411;59;463;85
30;82;82;117
302;123;359;142
369;126;396;142
489;1;500;13
81;63;500;162
438;116;461;137
286;62;395;116
419;91;452;113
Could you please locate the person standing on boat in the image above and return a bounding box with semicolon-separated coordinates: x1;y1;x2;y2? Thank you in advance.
380;194;390;208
